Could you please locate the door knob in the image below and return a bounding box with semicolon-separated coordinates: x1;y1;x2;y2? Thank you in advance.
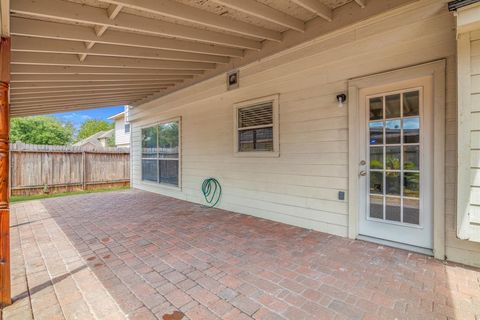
359;170;367;176
360;160;366;166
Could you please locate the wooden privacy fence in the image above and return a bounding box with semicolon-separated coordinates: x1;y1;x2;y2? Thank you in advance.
10;142;130;196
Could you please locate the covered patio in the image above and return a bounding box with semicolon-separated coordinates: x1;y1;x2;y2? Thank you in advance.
2;0;480;318
2;190;480;320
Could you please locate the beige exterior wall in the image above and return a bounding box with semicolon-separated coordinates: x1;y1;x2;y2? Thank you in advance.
129;0;480;266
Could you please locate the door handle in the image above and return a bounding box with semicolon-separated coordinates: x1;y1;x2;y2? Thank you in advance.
359;170;367;176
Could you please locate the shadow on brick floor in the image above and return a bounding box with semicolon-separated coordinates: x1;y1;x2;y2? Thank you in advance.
3;189;480;320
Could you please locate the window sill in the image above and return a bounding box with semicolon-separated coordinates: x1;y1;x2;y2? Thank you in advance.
233;151;280;158
140;179;182;191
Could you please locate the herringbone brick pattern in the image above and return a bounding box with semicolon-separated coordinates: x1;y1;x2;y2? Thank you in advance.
2;189;480;319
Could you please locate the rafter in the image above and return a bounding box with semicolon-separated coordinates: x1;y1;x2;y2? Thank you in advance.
12;36;230;64
212;0;305;32
12;95;149;107
98;0;282;41
10;65;204;75
11;92;156;104
11;81;180;88
11;99;138;109
290;0;332;21
0;0;9;36
11;88;167;98
11;0;263;50
11;17;244;58
354;0;366;8
80;4;124;62
11;52;216;70
11;100;137;116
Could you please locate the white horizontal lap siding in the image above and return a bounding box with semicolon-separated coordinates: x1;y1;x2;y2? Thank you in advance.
470;39;480;230
129;1;480;265
114;118;130;147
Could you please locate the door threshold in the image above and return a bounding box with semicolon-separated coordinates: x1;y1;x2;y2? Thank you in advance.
357;235;433;256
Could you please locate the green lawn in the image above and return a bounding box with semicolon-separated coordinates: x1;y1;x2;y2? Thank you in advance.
11;186;130;203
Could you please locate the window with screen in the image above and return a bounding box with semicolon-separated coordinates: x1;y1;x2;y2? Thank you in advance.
124;123;130;133
141;120;180;187
234;95;279;156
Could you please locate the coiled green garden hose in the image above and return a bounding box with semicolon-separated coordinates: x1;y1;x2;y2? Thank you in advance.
201;178;222;208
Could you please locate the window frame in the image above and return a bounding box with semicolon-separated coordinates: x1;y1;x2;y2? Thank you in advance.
140;117;182;189
233;94;280;157
124;123;130;133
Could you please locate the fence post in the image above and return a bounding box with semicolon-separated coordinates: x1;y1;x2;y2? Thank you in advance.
82;151;86;190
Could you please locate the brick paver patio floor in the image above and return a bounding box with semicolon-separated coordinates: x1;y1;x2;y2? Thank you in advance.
2;189;480;320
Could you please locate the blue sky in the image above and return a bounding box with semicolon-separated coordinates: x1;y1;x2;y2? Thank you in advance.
52;105;124;129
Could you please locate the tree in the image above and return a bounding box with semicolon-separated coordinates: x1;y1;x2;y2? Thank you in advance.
10;116;74;145
107;132;116;147
77;119;113;141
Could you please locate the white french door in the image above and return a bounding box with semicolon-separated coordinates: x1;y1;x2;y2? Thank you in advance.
358;78;433;250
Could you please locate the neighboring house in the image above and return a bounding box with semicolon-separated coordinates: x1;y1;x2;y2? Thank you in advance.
108;108;131;148
124;1;480;268
73;129;113;149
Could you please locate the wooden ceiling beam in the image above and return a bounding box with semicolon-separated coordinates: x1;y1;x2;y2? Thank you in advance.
11;88;166;99
11;36;229;64
81;4;123;62
290;0;332;21
11;17;244;57
354;0;367;8
12;100;133;111
11;74;188;82
11;100;136;116
11;0;263;50
0;0;9;36
211;0;305;32
11;52;216;70
11;81;179;89
98;0;282;41
12;95;148;107
11;92;158;104
10;65;203;75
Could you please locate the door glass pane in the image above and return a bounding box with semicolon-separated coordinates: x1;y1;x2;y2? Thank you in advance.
385;197;401;222
385;94;401;119
367;89;423;226
404;145;419;170
404;172;420;198
403;91;419;117
403;118;420;143
158;122;179;159
403;198;420;225
385;146;401;170
370;195;383;219
369;122;383;145
370;147;383;169
370;172;383;194
386;172;401;195
385;120;401;144
369;97;383;120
